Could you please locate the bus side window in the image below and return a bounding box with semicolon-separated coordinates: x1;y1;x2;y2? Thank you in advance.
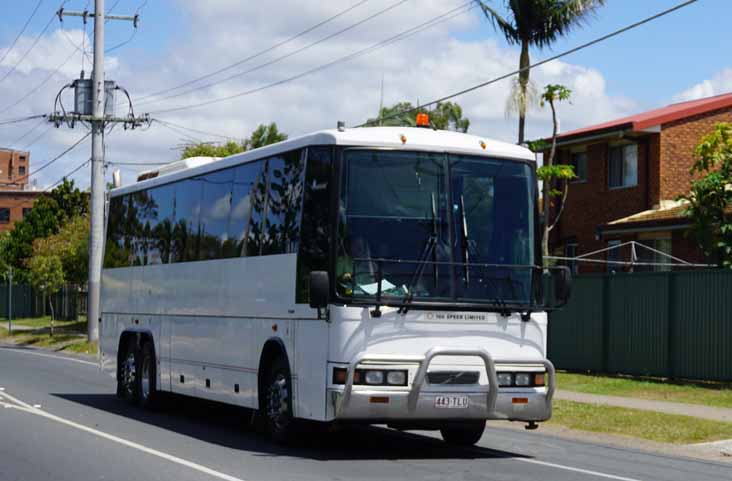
229;160;266;257
296;146;332;304
173;178;204;262
104;195;130;268
199;169;234;261
146;184;175;265
262;149;305;256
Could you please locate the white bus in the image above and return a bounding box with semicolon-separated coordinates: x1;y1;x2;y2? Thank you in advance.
100;123;571;445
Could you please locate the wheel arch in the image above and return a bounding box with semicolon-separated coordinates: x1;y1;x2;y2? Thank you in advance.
257;337;291;410
116;329;155;381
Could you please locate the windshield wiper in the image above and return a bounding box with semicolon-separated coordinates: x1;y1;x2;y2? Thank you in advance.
459;196;511;313
398;194;438;315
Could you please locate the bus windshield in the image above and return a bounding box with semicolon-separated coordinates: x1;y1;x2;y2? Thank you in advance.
336;149;536;308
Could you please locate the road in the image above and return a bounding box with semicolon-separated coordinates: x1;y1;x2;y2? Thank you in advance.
0;346;729;481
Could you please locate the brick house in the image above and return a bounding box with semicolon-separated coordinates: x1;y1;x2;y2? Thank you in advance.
0;148;40;232
545;93;732;273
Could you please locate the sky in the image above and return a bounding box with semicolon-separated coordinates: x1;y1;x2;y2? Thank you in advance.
0;0;729;190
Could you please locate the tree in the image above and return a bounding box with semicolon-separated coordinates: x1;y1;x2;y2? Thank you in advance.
33;215;90;285
528;84;575;261
369;101;470;132
181;123;288;160
246;122;288;149
477;0;604;144
28;255;64;334
2;179;88;282
679;122;732;267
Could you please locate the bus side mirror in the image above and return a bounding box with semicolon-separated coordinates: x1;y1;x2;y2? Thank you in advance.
309;271;330;310
553;266;572;307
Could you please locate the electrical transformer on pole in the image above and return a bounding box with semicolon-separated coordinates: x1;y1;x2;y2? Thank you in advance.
50;0;149;342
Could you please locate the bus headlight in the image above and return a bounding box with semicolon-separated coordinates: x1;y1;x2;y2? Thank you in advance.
514;373;531;386
364;370;384;385
497;372;513;387
386;371;406;386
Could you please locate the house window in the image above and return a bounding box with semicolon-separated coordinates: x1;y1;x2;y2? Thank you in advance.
637;238;672;272
606;239;622;272
19;156;26;162
22;207;31;219
565;242;578;274
18;166;25;176
570;151;588;182
608;144;638;189
0;208;10;223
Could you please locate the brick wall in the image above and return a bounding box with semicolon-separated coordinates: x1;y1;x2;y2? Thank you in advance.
0;192;38;233
659;107;732;200
0;150;30;186
551;137;653;273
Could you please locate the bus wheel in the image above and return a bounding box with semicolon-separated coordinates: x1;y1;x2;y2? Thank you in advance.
135;341;159;409
116;339;138;402
440;422;486;446
263;357;295;443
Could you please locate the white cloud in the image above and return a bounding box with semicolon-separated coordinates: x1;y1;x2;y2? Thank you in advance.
673;68;732;102
0;0;634;189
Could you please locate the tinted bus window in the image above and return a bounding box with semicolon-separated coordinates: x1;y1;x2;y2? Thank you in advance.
147;184;175;264
199;169;234;260
263;150;305;256
227;161;263;257
104;195;130;268
296;146;332;303
173;178;204;262
245;161;268;256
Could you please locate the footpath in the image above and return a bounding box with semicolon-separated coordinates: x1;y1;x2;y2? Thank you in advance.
555;389;732;423
554;389;732;458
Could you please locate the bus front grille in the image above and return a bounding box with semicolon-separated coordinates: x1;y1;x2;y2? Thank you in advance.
426;371;480;385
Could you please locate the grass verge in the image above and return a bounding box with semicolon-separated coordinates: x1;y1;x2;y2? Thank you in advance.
0;317;96;355
550;400;732;444
557;372;732;409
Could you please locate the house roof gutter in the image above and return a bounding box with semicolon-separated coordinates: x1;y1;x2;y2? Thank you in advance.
549;126;634;148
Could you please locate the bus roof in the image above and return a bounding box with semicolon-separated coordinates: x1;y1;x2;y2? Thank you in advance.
112;127;535;196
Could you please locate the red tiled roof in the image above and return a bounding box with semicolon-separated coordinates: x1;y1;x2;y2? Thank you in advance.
555;93;732;141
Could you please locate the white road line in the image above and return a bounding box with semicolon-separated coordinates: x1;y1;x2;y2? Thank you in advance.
0;389;37;410
0;389;249;481
516;458;644;481
0;346;97;366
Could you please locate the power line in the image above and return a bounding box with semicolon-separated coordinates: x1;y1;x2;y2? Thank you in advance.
20;123;54;150
149;1;473;115
13;131;90;184
0;114;47;126
0;48;77;115
131;0;371;105
7;118;46;149
356;0;700;127
153;119;243;142
0;12;58;86
137;0;406;108
0;0;45;68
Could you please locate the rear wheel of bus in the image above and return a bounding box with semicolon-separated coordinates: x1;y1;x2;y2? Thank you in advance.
440;422;486;446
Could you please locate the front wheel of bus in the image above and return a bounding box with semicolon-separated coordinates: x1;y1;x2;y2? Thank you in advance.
116;339;138;402
440;422;486;446
135;341;159;409
263;358;295;443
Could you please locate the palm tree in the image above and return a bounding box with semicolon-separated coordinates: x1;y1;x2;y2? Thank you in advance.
476;0;604;144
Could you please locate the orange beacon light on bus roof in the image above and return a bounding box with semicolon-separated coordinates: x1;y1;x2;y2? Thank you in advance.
415;112;430;128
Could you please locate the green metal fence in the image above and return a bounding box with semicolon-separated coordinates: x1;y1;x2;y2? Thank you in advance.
0;284;84;321
548;269;732;382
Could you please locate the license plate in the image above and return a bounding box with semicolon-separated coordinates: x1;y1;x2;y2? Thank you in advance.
434;395;469;409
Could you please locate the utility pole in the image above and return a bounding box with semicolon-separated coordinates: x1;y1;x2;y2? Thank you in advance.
7;266;12;335
50;2;148;342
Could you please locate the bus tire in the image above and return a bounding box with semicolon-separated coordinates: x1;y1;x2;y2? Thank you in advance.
116;338;138;402
135;341;159;409
263;357;296;443
440;422;486;446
